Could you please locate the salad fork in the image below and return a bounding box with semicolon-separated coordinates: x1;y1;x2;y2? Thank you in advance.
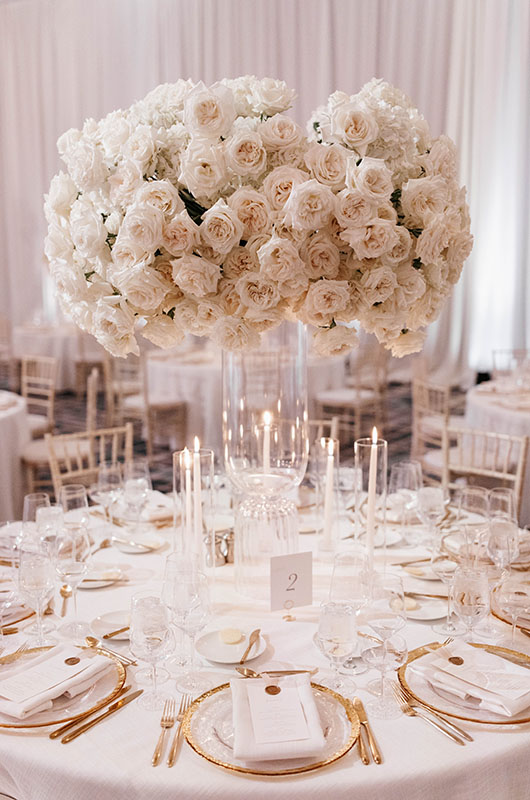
167;694;192;766
152;698;176;766
391;683;466;745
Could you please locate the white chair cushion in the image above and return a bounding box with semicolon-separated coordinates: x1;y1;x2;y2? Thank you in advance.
22;438;91;465
316;387;377;407
420;414;467;436
122;393;145;412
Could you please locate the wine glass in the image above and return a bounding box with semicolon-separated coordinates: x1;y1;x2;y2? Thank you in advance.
54;524;92;640
169;571;212;694
123;459;152;536
129;592;173;710
430;541;464;636
329;551;369;675
416;487;445;545
18;546;55;647
388;461;422;544
495;576;530;646
23;492;50;523
59;485;90;528
487;519;519;570
488;488;516;522
361;634;408;719
95;462;123;523
362;572;407;641
452;567;490;642
315;601;357;695
161;553;202;674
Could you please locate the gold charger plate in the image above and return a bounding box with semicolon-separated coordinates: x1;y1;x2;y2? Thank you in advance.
1;607;35;630
398;641;530;725
0;648;126;728
182;681;360;776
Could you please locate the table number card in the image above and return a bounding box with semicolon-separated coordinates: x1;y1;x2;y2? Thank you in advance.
270;551;312;612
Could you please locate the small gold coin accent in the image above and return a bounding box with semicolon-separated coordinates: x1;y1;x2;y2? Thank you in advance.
65;657;81;665
448;656;464;665
265;685;281;695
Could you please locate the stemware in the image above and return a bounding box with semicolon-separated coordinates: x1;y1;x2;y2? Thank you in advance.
23;492;50;524
487;519;519;571
328;551;369;675
18;546;55;647
129;592;173;710
314;601;356;695
388;460;422;544
168;571;212;694
361;633;408;719
123;459;152;536
54;524;92;640
452;567;490;642
429;541;464;636
95;462;123;523
488;488;516;522
416;486;445;545
362;572;407;641
59;485;90;528
495;576;530;646
161;553;202;674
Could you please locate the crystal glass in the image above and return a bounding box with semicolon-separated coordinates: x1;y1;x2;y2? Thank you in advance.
95;462;123;523
329;551;369;675
130;592;173;710
354;434;387;570
430;540;464;636
495;576;530;646
59;485;90;528
313;437;340;553
173;446;215;569
314;601;356;695
161;553;202;673
169;571;212;694
54;524;92;640
18;547;55;647
361;572;407;642
361;633;408;719
223;321;308;599
23;492;50;523
488;488;516;522
452;567;490;642
123;459;152;536
416;486;445;545
487;519;519;570
388;460;422;544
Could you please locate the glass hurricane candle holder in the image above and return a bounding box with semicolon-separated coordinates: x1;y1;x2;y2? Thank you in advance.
173;445;215;571
354;433;387;572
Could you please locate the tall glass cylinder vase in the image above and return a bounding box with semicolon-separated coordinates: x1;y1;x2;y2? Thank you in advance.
354;433;388;574
222;322;308;599
173;446;215;571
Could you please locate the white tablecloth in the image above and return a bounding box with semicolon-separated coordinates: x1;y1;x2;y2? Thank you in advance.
147;351;346;452
2;512;530;800
466;383;530;525
0;393;29;521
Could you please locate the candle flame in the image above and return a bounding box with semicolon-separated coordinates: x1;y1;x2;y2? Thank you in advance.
183;447;191;469
263;411;272;426
372;427;378;444
194;435;200;452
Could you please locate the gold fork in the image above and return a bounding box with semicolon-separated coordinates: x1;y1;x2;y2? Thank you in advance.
167;694;192;767
391;683;466;745
393;681;473;742
152;698;176;766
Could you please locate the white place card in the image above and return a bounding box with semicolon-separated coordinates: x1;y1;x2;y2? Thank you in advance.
270;551;312;612
247;682;309;744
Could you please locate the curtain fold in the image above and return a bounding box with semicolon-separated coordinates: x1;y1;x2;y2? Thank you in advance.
1;0;528;379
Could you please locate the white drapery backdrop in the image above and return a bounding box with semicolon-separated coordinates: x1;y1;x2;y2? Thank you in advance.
1;0;528;378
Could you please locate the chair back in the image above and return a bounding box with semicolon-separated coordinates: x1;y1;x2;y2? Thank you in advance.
308;417;339;445
21;355;58;425
86;367;99;432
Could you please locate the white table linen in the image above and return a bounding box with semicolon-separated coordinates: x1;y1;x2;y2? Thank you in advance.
1;515;530;799
0;393;29;522
466;382;530;525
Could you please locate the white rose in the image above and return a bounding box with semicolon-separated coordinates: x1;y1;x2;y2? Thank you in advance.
250;78;296;115
44;221;74;262
200;199;243;255
93;297;139;357
194;298;226;335
381;226;413;265
217;278;244;315
172;297;200;331
212;317;260;351
67;139;109;192
400;176;448;227
359;265;398;305
257;236;305;283
358;295;405;343
312;325;359;356
104;211;122;236
69;199;107;258
141;314;186;348
303;143;348;189
220;76;255;116
244;306;284;333
228;188;271;237
111;231;151;271
330;101;379;154
300;232;341;279
45;172;78;217
236;273;280;311
341;219;400;259
57;127;82;160
347;157;393;201
123;125;157;172
113;264;170;312
278;270;309;301
267;144;306;169
282;179;336;230
171;254;221;297
183;82;236;140
335;188;376;228
48;257;88;301
97;111;132;161
178;139;228;201
134;180;184;217
386;330;427;357
394;262;426;304
415;215;453;264
223;245;258;279
299;280;350;326
121;203;163;252
262;166;308;211
260;114;304;151
225;128;267;177
421;135;458;181
445;231;473;282
162;210;199;257
108;161;144;209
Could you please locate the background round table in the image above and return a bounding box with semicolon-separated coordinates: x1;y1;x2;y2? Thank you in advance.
0;392;29;521
466;382;530;525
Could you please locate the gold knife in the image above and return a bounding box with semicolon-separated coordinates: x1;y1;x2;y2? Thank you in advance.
61;689;143;743
103;625;130;639
353;698;382;764
49;684;131;739
357;725;370;765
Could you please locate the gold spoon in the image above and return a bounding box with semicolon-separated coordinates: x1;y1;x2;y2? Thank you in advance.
91;538;111;555
84;636;137;666
236;667;318;678
239;628;261;665
60;585;72;617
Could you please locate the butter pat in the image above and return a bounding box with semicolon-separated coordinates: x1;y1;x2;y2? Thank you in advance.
219;627;243;645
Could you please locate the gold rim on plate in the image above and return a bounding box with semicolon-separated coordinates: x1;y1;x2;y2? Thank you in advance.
1;607;35;630
0;649;126;729
182;681;360;776
398;641;530;725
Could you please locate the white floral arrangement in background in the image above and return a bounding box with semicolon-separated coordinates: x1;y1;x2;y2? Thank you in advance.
44;76;472;357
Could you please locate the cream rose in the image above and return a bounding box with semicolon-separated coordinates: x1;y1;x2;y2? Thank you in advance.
312;325;359;356
236;273;280;311
341;219;400;259
113;264;170;312
257;236;305;283
386;330;427;357
45;172;78;217
108;161;144;209
381;226;413;265
347;157;393;201
223;245;258;279
111;232;151;271
123;125;157;173
228;188;271;237
299;280;350;326
421;135;458;181
260;115;304;151
300;232;341;279
262;166;308;211
335;188;376;229
400;176;448;228
178;139;228;201
121;204;163;252
394;263;426;304
445;231;473;282
359;265;398;305
171;254;221;297
244;305;285;332
415;216;453;264
304;143;348;189
194;298;225;335
200;199;243;255
44;222;74;262
213;317;260;351
93;297;139;357
134;180;184;217
183;82;236;140
97;111;132;161
330;101;379;155
217;278;244;315
162;210;199;257
67;139;108;192
282;179;336;230
69;200;107;259
225;128;267;178
250;78;296;115
141;315;186;348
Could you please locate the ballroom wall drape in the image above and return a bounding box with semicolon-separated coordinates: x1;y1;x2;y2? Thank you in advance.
1;0;528;378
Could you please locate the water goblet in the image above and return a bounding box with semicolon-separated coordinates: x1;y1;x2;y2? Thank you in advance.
488;487;517;522
92;462;123;524
23;492;50;523
59;485;90;528
314;601;357;695
388;461;422;544
362;572;407;641
495;576;530;646
416;487;445;545
430;542;464;636
123;459;152;536
487;519;519;571
361;633;408;719
169;571;212;695
452;567;490;642
130;592;173;710
54;524;92;641
161;553;202;674
329;551;369;675
18;546;55;647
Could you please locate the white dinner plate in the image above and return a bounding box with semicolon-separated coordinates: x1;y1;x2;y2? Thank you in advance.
400;564;440;581
111;533;166;554
79;568;127;589
357;528;402;548
195;629;266;664
406;598;448;621
91;610;130;641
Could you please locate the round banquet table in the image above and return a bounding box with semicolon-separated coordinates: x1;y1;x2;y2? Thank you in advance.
147;351;347;452
1;513;530;800
466;382;530;526
0;392;29;522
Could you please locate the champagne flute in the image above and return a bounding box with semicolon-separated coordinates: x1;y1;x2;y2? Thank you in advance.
54;524;92;640
329;551;369;674
430;541;464;636
18;547;55;647
361;633;408;719
129;592;173;710
452;567;490;642
161;553;201;673
315;601;357;695
123;459;152;536
169;571;212;695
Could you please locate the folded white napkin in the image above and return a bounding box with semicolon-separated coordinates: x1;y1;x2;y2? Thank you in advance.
410;641;530;717
0;592;29;626
231;674;325;762
0;646;112;719
0;522;22;560
115;490;175;524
